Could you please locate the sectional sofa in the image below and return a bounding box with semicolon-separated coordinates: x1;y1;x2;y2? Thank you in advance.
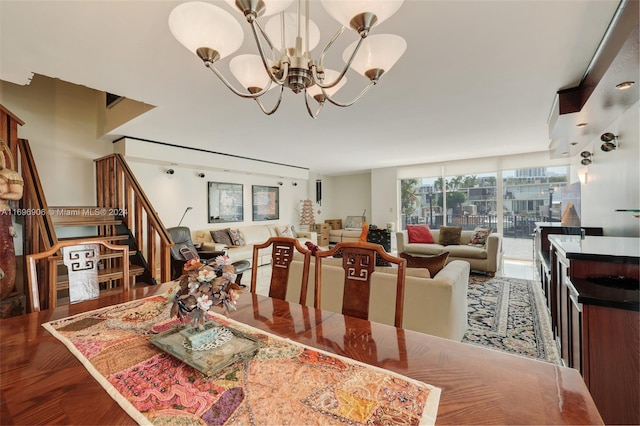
192;225;317;266
284;255;470;341
396;228;502;276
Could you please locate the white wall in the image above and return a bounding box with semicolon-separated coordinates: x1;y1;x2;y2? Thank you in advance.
577;101;639;237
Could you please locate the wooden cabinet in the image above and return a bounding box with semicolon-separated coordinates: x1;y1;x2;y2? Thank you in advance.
324;219;342;230
314;223;330;247
548;235;639;425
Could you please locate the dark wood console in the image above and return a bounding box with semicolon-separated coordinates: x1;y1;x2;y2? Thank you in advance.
534;222;602;325
548;235;639;425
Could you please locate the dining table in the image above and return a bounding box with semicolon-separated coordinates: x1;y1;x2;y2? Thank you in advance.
0;282;603;425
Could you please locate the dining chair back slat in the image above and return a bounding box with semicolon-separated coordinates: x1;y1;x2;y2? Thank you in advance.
250;237;311;305
314;241;407;328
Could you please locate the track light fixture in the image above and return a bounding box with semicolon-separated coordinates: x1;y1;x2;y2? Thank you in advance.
292;182;298;186
580;151;593;166
277;181;283;186
198;172;206;178
166;169;175;175
600;133;619;152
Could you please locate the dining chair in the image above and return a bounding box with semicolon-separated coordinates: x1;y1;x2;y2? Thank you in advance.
314;241;407;328
26;238;130;312
250;236;311;305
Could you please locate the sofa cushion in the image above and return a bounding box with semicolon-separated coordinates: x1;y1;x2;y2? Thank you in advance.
276;225;296;238
228;228;246;246
468;226;492;247
400;252;449;276
406;224;435;243
210;228;233;246
375;266;431;279
439;226;462;246
401;243;444;255
444;244;488;259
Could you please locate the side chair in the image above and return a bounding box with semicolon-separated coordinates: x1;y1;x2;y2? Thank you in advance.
314;241;407;328
250;236;311;305
26;238;130;312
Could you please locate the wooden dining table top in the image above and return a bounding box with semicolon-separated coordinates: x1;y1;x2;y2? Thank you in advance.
0;283;603;425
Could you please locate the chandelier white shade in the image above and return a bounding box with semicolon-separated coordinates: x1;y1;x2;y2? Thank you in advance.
168;0;407;118
343;34;407;78
168;2;244;60
321;0;404;32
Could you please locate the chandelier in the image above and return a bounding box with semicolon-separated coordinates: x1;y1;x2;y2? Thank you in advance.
168;0;407;118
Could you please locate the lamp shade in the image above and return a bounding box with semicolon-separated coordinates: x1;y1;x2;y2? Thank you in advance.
321;0;404;29
169;1;244;59
265;13;320;53
229;54;273;91
307;69;347;98
224;0;294;17
343;34;407;77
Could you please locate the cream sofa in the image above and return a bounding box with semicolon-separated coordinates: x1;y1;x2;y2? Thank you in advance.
192;225;317;266
328;229;362;244
284;255;470;341
396;229;502;276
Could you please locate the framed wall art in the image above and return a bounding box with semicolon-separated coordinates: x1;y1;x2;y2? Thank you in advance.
252;185;279;221
208;182;243;223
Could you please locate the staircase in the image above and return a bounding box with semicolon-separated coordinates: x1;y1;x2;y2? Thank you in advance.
2;105;173;313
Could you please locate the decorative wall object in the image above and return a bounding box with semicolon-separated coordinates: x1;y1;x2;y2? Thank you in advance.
299;199;315;228
208;182;243;223
252;185;279;221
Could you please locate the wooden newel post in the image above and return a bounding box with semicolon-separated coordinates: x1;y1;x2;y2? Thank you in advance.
0;105;25;300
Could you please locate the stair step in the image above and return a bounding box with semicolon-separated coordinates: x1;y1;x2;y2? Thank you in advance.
56;264;146;291
49;206;123;227
58;234;129;243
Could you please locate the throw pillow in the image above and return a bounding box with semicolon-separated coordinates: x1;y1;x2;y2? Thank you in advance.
439;226;462;246
399;252;449;276
468;227;492;247
210;228;233;246
406;224;435;243
276;225;295;238
228;228;246;246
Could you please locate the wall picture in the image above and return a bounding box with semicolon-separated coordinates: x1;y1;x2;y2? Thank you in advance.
208;182;243;223
252;185;279;221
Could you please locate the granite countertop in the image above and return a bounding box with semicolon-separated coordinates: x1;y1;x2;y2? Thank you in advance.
548;235;640;262
572;277;639;311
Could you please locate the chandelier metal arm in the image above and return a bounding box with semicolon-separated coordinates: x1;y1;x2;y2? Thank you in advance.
254;85;285;115
312;32;365;90
303;90;324;119
249;19;288;85
205;63;274;99
321;80;376;107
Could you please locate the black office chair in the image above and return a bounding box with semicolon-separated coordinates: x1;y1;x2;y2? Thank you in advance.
167;226;225;280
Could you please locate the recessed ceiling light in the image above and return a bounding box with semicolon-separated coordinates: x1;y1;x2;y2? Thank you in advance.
615;81;635;90
562;152;569;156
576;123;588;128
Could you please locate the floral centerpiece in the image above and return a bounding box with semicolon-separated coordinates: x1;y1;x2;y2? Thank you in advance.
169;255;242;327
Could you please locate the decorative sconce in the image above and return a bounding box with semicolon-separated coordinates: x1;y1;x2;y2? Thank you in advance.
166;168;175;175
600;133;619;152
577;167;588;185
197;172;205;178
580;151;593;165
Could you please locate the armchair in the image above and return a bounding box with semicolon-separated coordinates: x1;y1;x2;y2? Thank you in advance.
167;226;225;280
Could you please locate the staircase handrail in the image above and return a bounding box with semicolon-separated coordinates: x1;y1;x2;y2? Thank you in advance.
94;153;172;284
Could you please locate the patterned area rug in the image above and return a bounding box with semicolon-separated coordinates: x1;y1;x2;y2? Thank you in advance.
463;275;561;364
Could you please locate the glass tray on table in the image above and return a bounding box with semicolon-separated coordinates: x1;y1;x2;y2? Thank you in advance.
149;319;263;376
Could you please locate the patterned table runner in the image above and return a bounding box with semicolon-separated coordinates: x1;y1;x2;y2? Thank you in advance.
44;296;440;425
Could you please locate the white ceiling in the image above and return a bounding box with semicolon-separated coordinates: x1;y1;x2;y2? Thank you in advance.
0;0;622;176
